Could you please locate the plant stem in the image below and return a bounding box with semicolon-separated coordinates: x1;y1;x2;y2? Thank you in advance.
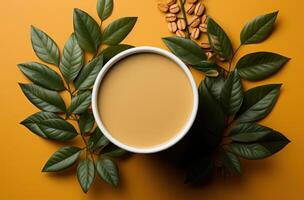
227;45;242;74
179;0;190;38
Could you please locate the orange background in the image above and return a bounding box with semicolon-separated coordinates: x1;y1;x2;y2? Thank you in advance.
1;0;303;199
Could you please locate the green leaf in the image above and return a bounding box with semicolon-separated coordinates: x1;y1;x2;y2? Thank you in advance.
19;83;66;113
219;150;241;174
97;0;113;21
220;70;243;115
191;61;219;75
96;157;119;187
102;145;127;157
68;91;92;114
42;146;82;172
162;36;206;65
88;128;109;152
236;84;281;123
204;72;225;101
31;26;60;66
207;17;233;60
101;44;134;63
38;119;78;141
77;158;95;193
74;55;104;90
102;17;137;45
227;130;289;160
60;33;84;82
73;8;102;53
78;111;95;134
20;112;61;138
241;11;278;44
236;52;289;81
18;62;65;91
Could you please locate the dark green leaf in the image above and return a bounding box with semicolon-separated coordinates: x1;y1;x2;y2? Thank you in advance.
236;52;289;81
191;61;219;75
230;123;274;142
101;44;134;63
68;91;92;114
88;128;109;152
207;17;233;60
19;83;66;113
42;146;82;172
102;17;137;45
74;55;104;90
97;0;113;21
18;62;65;91
77;158;95;193
78;111;95;134
162;36;206;65
204;72;225;101
241;11;278;44
102;144;127;157
20;112;61;138
220;70;243;115
236;84;281;123
60;33;84;82
73;8;102;53
96;157;119;187
31;26;60;66
219;150;241;174
38;119;78;141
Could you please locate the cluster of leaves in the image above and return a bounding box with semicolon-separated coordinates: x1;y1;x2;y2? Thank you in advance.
19;0;137;193
163;11;290;182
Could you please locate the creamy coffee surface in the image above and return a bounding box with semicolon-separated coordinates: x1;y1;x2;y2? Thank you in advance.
98;53;194;148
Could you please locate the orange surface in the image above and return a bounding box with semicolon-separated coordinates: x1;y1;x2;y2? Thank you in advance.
1;0;303;199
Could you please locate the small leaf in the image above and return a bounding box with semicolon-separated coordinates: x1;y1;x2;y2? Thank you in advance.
236;84;281;123
78;111;95;134
241;11;278;44
88;128;109;152
20;112;61;138
42;146;82;172
220;70;243;115
162;36;207;65
207;17;233;60
236;52;289;81
38;119;78;142
60;33;84;82
77;158;95;193
18;62;65;91
96;157;119;187
102;145;127;157
19;83;66;113
219;150;241;174
97;0;113;21
31;26;60;66
191;61;219;74
204;72;225;101
102;17;137;45
74;55;104;90
68;91;92;114
73;8;102;53
101;44;134;63
230;123;274;142
227;130;289;160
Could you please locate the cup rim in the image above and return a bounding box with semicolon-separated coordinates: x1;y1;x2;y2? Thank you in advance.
92;46;198;154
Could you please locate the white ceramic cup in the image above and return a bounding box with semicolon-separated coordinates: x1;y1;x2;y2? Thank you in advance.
92;46;198;154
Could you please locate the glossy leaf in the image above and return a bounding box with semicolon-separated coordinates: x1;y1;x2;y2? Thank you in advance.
102;145;127;157
42;146;82;172
102;17;137;45
19;83;66;113
101;44;134;63
73;8;102;53
60;33;84;82
74;55;104;90
204;73;225;101
38;119;78;142
236;84;281;123
77;158;95;193
236;52;289;81
220;70;243;115
97;0;113;21
207;17;233;60
78;111;95;134
68;91;92;114
20;112;61;138
162;36;206;65
31;26;60;66
191;61;219;75
219;150;241;174
18;62;65;91
88;128;109;152
241;11;278;44
96;157;119;187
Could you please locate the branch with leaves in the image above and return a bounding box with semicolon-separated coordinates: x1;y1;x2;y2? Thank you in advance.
19;0;137;193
